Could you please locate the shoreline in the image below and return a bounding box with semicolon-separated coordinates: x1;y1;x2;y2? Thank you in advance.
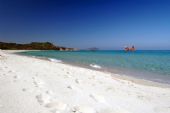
10;50;170;88
1;50;170;113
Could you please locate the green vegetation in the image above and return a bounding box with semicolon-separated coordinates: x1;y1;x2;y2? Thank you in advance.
0;42;76;51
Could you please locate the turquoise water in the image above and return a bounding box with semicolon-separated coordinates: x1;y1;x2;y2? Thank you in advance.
19;50;170;84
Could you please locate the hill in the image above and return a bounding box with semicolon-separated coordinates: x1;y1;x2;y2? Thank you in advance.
0;42;76;51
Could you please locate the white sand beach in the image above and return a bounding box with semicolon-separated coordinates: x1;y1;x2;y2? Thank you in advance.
0;50;170;113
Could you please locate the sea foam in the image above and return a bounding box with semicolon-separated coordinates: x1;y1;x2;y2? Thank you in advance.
90;64;101;69
48;58;62;63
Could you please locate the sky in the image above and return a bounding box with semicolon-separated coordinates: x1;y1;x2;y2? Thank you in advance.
0;0;170;50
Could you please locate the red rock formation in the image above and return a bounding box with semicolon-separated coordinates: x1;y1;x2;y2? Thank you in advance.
124;46;135;52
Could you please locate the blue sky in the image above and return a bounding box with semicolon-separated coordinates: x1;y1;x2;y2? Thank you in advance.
0;0;170;50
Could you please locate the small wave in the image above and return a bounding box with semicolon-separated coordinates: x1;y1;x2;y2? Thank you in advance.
48;58;62;63
90;64;101;69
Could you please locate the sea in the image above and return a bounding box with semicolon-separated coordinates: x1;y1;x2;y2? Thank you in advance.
18;50;170;84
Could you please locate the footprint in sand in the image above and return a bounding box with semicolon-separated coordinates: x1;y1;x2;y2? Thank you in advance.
45;101;67;113
13;75;20;82
36;93;51;105
33;77;45;88
106;87;115;92
67;85;80;92
22;88;27;92
65;74;72;78
75;79;80;84
136;94;151;101
72;106;96;113
36;91;67;113
89;94;106;103
46;90;54;95
13;75;19;79
8;70;13;73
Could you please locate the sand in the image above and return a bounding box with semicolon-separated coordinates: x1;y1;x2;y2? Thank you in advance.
0;50;170;113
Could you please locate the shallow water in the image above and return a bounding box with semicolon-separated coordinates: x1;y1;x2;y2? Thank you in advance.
19;50;170;84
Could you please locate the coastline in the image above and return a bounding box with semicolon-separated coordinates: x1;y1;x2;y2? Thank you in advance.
1;50;170;113
11;50;170;88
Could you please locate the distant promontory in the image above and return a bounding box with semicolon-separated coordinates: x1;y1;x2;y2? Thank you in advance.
0;42;77;51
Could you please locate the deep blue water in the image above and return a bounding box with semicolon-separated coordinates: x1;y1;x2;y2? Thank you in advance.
19;50;170;84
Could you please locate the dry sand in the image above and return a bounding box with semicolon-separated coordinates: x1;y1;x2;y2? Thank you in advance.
0;50;170;113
